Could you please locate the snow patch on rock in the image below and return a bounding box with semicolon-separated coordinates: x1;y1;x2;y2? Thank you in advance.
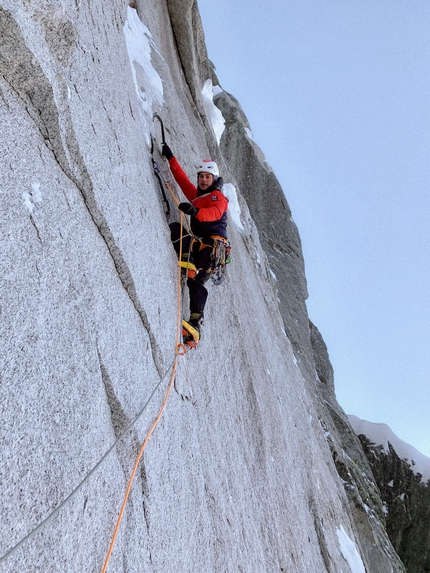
123;7;163;145
223;183;244;232
337;525;366;573
201;79;225;144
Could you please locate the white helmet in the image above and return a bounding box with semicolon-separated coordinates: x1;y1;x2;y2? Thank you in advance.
196;159;219;178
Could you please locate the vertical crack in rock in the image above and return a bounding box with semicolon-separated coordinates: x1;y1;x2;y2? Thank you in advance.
141;461;150;534
30;215;43;244
98;350;130;440
98;350;150;545
309;496;334;573
0;7;164;376
243;376;267;473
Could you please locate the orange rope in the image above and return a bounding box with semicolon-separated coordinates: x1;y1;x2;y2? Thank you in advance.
164;180;197;239
100;214;187;573
100;364;177;572
164;180;179;208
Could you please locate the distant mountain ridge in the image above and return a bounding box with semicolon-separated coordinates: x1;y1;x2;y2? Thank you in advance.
350;415;430;572
349;415;430;483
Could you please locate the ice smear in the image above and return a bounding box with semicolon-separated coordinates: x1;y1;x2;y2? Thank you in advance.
201;79;225;144
22;192;34;214
223;183;244;232
337;525;365;573
348;414;430;482
22;182;42;214
31;182;42;203
123;7;163;145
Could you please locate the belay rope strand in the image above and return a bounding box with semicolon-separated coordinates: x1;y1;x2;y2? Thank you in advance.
100;214;187;573
0;355;178;567
101;117;212;569
101;113;233;568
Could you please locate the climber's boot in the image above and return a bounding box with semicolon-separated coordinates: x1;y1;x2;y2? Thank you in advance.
182;313;203;347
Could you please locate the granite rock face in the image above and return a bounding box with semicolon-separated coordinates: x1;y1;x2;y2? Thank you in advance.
215;88;406;573
0;1;407;571
215;90;312;379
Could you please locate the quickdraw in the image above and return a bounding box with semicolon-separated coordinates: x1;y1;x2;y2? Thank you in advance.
150;148;171;221
150;113;175;220
207;235;232;286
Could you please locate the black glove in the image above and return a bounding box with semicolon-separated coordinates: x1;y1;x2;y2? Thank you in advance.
178;202;198;217
161;143;173;160
213;176;223;190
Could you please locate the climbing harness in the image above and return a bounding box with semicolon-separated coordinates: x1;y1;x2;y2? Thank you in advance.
178;235;231;286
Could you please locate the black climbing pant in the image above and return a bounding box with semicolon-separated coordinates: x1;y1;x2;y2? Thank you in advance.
169;222;213;316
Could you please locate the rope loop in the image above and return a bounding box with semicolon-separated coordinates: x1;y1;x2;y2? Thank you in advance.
176;343;186;356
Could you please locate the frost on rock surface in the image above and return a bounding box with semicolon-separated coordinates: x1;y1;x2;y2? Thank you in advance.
0;1;409;572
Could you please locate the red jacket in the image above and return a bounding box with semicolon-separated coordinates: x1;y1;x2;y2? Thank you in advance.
168;157;228;239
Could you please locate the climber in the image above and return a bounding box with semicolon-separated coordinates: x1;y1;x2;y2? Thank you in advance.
162;143;229;343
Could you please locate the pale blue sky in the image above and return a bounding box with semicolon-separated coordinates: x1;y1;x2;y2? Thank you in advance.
198;0;430;457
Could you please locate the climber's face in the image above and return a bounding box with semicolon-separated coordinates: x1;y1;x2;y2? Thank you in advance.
198;172;214;190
